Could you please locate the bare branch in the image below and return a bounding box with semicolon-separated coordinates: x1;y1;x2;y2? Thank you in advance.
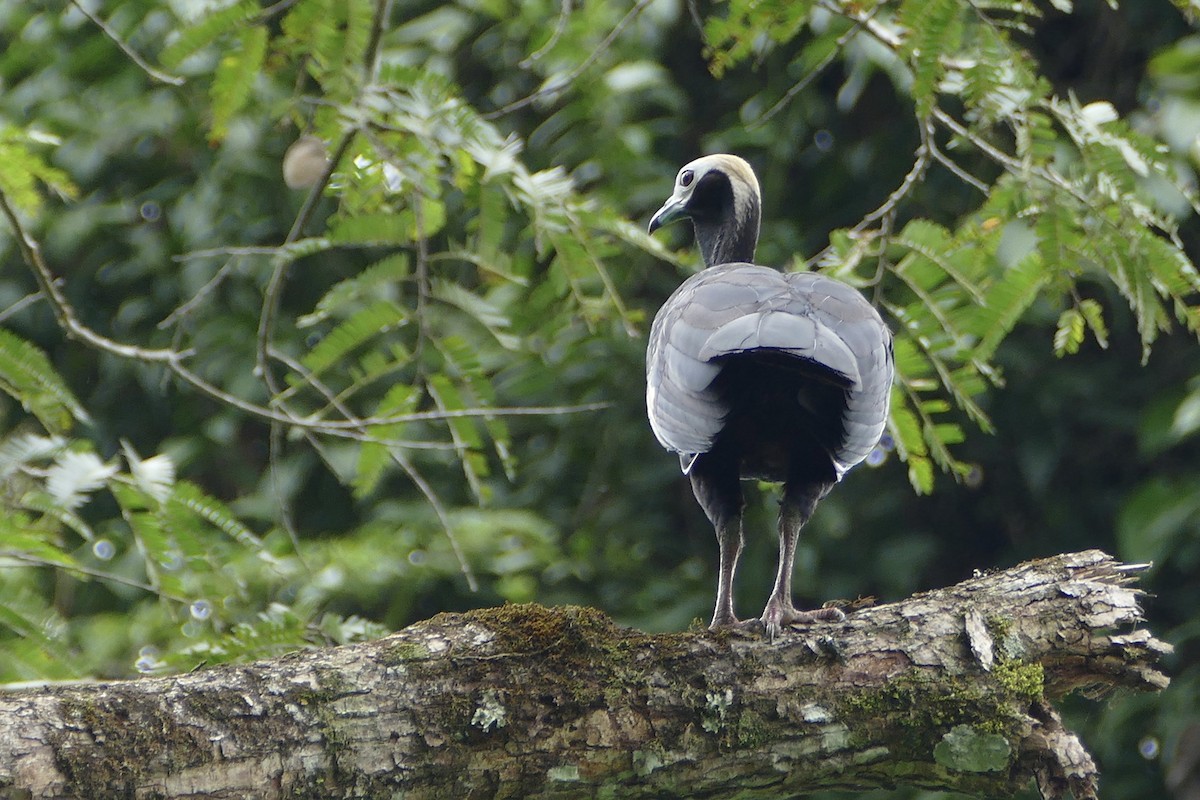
519;0;573;68
0;190;186;366
482;0;655;120
750;6;878;128
68;0;185;86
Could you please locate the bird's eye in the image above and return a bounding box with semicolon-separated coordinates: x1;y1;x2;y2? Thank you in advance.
680;170;694;187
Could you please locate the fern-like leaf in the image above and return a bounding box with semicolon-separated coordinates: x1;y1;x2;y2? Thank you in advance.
299;253;410;328
900;0;962;114
170;481;264;551
353;383;421;499
1054;307;1085;356
210;25;268;142
0;127;78;212
300;300;409;378
1078;298;1110;349
329;212;417;245
0;329;89;433
430;280;520;350
159;0;258;69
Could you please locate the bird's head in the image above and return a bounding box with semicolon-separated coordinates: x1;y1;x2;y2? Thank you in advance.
648;154;761;266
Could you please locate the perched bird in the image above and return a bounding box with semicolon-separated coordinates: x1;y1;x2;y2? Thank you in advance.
646;154;894;638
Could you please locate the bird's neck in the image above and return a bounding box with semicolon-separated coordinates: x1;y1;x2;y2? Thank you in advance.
694;210;759;266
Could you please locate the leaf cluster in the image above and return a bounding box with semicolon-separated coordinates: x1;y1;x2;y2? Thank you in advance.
705;0;1200;490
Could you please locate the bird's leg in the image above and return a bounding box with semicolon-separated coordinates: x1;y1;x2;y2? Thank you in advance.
711;516;744;628
688;456;745;629
760;480;841;640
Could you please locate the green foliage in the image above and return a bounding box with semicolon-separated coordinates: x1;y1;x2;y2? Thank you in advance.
0;330;89;433
158;2;258;69
899;0;964;115
708;0;1200;482
209;25;268;142
0;127;77;213
1;2;1198;796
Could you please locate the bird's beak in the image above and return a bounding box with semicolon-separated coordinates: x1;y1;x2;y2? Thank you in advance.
648;193;689;234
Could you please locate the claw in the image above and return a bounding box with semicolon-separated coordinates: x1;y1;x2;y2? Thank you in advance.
760;602;845;640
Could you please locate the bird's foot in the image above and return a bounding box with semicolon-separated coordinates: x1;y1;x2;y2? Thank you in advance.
708;610;769;636
760;600;845;641
709;608;746;630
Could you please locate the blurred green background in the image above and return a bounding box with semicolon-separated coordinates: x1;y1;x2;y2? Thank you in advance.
1;1;1198;797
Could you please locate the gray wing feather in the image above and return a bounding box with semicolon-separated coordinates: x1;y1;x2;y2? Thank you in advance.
647;263;894;477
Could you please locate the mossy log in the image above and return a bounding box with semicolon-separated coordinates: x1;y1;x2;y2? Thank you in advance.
0;550;1170;799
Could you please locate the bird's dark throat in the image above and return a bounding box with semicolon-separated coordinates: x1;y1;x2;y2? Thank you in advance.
688;172;760;266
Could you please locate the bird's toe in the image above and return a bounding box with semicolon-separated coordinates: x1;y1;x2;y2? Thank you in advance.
808;606;846;623
760;602;845;640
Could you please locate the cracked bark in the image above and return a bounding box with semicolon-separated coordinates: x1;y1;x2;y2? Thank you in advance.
0;550;1170;799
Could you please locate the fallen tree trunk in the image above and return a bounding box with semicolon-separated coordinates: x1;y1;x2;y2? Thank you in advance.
0;550;1170;799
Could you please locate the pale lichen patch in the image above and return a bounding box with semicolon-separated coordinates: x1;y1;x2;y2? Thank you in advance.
800;703;833;724
702;689;733;733
547;764;581;782
965;608;994;671
464;623;495;649
470;689;507;733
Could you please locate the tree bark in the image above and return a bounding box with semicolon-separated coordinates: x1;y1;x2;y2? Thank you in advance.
0;550;1170;799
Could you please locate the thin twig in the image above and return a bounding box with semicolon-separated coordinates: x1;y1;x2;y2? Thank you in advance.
174;246;283;261
930;107;1022;171
247;126;355;556
929;145;991;194
314;402;615;428
0;190;186;365
870;118;935;303
1;186;609;434
685;0;705;35
482;0;654;120
819;0;902;47
857;119;933;232
751;7;876;129
392;447;478;591
0;552;182;600
177;355;611;432
362;0;394;74
567;212;638;336
266;419;308;571
520;0;572;67
0;289;45;325
412;169;432;372
68;0;184;86
404;169;477;585
256;0;303;20
809;124;931;269
158;258;238;329
254;130;355;387
871;204;897;307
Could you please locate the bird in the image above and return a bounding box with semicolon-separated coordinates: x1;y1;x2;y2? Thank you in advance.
646;154;894;639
